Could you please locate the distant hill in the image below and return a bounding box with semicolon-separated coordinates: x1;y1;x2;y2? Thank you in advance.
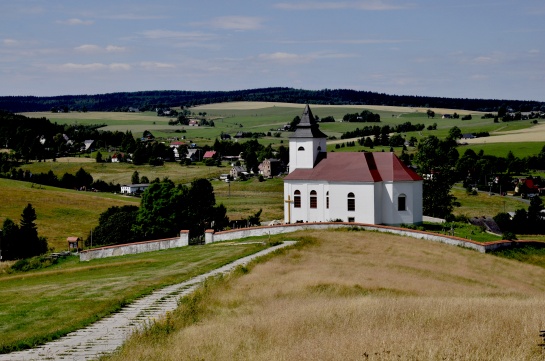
0;87;543;113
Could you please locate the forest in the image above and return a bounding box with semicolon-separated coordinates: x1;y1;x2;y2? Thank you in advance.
1;87;544;113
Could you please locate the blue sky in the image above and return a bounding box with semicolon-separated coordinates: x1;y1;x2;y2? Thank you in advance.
1;0;544;101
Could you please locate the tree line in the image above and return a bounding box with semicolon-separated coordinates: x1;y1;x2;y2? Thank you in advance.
1;88;543;113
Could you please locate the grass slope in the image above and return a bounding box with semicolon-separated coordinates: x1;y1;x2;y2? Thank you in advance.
0;241;268;353
107;229;545;361
0;178;139;250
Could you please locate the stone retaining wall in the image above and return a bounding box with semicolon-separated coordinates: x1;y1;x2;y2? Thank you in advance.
79;231;189;261
80;223;519;262
205;222;516;253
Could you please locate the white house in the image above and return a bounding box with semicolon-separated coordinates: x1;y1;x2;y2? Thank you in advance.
284;105;423;226
120;183;150;195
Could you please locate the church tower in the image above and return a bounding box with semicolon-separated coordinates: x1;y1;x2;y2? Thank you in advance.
288;105;327;173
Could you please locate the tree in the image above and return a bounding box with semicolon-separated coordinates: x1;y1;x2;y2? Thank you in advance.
1;218;20;260
17;204;48;258
86;206;139;247
95;151;103;163
426;109;435;118
133;180;189;240
131;170;140;184
413;136;460;219
75;168;93;189
447;126;462;141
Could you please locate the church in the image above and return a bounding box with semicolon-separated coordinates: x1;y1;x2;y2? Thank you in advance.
283;105;423;225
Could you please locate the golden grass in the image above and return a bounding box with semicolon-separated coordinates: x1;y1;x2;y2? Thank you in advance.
0;178;138;250
108;230;545;360
193;101;480;115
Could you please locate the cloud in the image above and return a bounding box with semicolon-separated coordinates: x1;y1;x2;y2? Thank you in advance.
140;62;176;70
196;16;264;31
75;45;127;53
49;63;131;72
140;30;216;41
275;38;409;45
57;18;94;26
274;1;410;11
472;56;497;64
3;39;18;46
106;13;167;20
258;52;310;63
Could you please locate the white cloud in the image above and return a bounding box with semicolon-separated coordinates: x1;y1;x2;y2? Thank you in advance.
140;30;216;41
75;44;127;53
198;16;264;31
49;63;131;72
3;39;18;46
529;49;540;54
472;56;497;64
259;52;309;63
106;45;127;52
75;44;101;52
57;18;94;26
274;1;410;11
140;62;176;70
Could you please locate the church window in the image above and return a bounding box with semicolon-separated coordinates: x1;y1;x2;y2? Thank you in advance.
347;192;355;211
348;217;355;223
326;191;329;209
298;146;305;151
317;146;322;151
294;190;301;208
310;190;317;208
398;194;406;211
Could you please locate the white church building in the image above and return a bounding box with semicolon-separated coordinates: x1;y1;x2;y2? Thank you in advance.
284;105;423;226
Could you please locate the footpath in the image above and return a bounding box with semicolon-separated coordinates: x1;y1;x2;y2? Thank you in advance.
0;241;296;361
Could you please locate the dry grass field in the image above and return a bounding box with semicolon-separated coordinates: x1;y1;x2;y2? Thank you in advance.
465;122;545;144
193;101;479;115
108;230;545;361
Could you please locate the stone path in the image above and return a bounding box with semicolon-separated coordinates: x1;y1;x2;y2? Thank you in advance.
0;241;295;361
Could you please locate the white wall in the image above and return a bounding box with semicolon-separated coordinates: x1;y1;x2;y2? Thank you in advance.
288;138;326;172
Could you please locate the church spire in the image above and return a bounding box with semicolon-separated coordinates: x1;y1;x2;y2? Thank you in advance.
291;104;327;139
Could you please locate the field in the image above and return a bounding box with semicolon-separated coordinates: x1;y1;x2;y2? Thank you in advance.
107;229;545;360
0;178;139;250
21;102;543;156
8;101;545;250
0;241;268;353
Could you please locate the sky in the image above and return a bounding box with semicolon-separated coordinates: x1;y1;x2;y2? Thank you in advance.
0;0;544;101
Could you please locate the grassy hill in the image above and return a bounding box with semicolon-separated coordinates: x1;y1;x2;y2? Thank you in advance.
106;229;545;360
0;241;269;354
0;178;139;250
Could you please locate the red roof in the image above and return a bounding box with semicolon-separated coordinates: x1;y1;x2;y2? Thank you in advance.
285;152;421;183
203;151;216;159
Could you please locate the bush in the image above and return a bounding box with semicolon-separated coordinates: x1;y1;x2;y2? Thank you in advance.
503;231;517;241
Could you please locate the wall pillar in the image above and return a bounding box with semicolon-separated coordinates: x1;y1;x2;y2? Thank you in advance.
205;229;215;244
179;230;189;247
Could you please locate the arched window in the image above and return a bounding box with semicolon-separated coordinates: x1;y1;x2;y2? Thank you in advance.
326;191;329;209
347;192;355;211
317;146;322;151
398;194;406;211
310;190;317;208
294;190;301;208
298;146;305;151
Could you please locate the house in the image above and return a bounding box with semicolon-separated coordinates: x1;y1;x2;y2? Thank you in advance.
203;150;217;159
259;158;282;177
188;119;199;126
83;140;95;151
283;105;423;225
186;148;202;162
462;133;476;139
67;237;81;251
220;133;232;140
120;183;150;195
111;153;123;163
230;165;247;180
442;114;452;119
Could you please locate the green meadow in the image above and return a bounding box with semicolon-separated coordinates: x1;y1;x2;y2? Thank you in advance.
0;241;269;353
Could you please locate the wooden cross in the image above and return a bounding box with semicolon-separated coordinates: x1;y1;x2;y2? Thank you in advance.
284;195;293;224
